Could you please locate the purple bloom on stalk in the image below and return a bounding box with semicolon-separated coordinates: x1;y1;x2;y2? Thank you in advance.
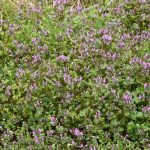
119;42;125;48
138;0;146;3
63;73;72;85
144;83;149;88
123;92;132;103
79;143;84;148
66;93;74;100
72;140;75;145
139;94;145;100
41;29;48;36
53;0;68;6
34;136;40;144
142;106;150;112
50;116;57;124
16;68;25;78
30;83;38;91
47;130;54;137
32;54;41;62
70;128;83;137
114;6;122;14
76;5;82;12
37;129;42;134
125;0;130;3
90;145;96;150
102;13;107;18
99;28;108;34
32;130;40;144
74;128;83;136
5;86;12;96
57;55;68;62
94;111;102;119
102;34;112;45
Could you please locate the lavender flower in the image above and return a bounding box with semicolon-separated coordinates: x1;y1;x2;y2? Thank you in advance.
30;83;38;91
79;143;84;148
74;128;83;137
53;0;68;6
123;92;132;103
32;130;40;144
102;34;112;45
50;116;57;124
72;140;75;145
5;86;12;96
57;55;68;62
37;129;42;134
70;128;83;137
16;68;26;78
94;111;102;119
63;73;72;85
142;106;150;112
31;37;40;46
66;93;74;100
76;5;82;13
32;54;41;62
138;0;146;3
47;130;54;137
90;145;96;150
99;28;108;34
144;83;149;88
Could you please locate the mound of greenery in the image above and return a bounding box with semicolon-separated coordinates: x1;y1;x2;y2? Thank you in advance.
0;0;150;149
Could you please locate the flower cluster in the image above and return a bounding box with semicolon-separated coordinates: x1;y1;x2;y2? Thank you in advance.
1;0;150;149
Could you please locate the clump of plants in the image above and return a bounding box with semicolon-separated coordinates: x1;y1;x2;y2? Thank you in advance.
0;0;150;149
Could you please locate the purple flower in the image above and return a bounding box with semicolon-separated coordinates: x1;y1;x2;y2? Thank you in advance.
99;28;108;34
79;143;84;148
76;5;82;12
57;55;68;62
142;106;150;112
41;29;48;36
90;145;96;150
53;0;68;6
32;130;40;144
74;128;83;136
139;94;145;100
74;76;83;82
32;38;38;45
66;93;74;100
16;68;26;78
114;6;122;14
32;54;41;62
34;136;40;144
94;111;102;119
123;92;132;103
30;83;38;91
118;42;125;48
72;140;75;145
144;83;149;88
102;34;112;45
125;0;130;3
70;128;83;137
50;116;57;124
63;73;72;85
37;129;42;134
5;86;12;96
138;0;146;3
47;130;54;137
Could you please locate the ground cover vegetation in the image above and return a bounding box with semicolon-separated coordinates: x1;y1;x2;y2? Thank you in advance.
0;0;150;149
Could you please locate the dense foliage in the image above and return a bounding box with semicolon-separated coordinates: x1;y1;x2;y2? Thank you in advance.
0;0;150;149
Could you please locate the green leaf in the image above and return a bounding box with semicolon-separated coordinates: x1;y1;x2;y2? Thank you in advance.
79;108;88;117
136;112;143;118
